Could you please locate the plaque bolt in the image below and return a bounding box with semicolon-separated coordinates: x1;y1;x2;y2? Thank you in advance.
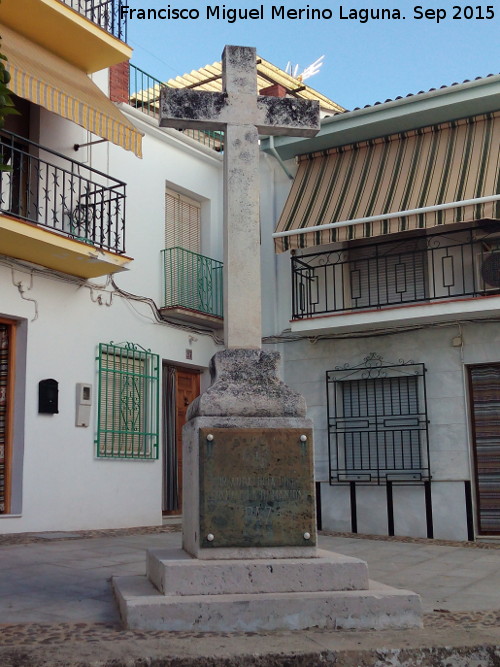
303;532;311;540
300;435;307;442
207;434;214;441
207;533;215;542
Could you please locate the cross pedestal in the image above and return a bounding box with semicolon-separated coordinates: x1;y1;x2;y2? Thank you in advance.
115;349;422;632
113;46;422;633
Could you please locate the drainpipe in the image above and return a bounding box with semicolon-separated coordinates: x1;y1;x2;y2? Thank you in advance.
268;135;294;180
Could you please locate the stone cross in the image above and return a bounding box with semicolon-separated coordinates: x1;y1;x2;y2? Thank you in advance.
159;46;320;349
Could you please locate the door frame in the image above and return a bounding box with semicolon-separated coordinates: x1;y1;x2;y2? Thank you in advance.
467;362;500;536
0;317;16;515
161;362;201;515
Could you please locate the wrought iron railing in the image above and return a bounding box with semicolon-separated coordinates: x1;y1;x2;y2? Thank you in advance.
129;64;224;152
162;247;223;318
60;0;127;41
292;227;500;319
0;130;126;254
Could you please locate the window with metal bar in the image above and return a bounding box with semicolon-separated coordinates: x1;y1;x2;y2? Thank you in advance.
327;354;430;484
95;342;159;460
162;189;224;316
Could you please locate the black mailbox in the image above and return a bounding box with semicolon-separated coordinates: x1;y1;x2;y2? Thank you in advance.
38;379;59;414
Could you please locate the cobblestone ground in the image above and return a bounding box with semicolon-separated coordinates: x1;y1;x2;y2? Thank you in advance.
2;524;499;548
0;523;181;547
0;527;498;650
0;610;499;647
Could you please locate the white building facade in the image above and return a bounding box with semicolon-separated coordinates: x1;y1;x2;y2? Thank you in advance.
0;1;224;533
4;1;498;544
260;76;500;542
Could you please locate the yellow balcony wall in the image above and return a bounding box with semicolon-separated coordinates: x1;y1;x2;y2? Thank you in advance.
0;214;131;279
0;0;132;73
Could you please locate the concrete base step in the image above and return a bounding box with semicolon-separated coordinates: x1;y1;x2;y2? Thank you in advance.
113;574;423;632
146;548;370;596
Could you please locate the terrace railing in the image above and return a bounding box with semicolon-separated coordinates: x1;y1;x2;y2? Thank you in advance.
162;247;223;318
292;227;500;319
0;130;126;254
60;0;127;41
129;64;224;152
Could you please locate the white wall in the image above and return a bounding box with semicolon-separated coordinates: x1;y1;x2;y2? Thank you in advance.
1;268;220;533
258;149;500;541
109;107;224;303
259;152;296;339
1;102;223;533
269;321;500;540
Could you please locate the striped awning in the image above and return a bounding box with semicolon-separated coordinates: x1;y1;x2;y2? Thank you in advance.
2;24;143;158
275;112;500;252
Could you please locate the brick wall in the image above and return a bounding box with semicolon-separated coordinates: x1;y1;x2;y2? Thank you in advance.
109;61;130;103
259;84;287;98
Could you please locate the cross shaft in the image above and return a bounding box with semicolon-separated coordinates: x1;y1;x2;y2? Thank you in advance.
159;46;320;349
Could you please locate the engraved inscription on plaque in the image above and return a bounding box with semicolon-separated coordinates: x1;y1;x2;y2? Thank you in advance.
199;428;316;548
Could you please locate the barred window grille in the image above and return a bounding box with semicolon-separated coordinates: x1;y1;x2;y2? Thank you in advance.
327;353;430;484
96;342;159;460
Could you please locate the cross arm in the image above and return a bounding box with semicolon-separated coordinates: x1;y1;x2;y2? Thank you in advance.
159;87;321;137
255;97;320;137
159;88;228;131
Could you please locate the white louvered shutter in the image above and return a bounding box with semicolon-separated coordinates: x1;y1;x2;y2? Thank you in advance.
165;189;201;252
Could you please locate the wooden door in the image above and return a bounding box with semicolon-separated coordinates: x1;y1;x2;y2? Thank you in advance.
162;366;200;515
0;320;14;515
469;363;500;534
175;369;200;513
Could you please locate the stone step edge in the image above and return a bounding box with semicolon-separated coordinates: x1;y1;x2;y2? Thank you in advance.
146;548;370;595
113;574;423;633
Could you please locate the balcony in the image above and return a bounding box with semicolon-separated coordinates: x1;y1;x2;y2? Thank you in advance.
0;130;130;278
61;0;127;41
160;247;223;328
0;0;131;73
129;65;224;153
291;226;500;329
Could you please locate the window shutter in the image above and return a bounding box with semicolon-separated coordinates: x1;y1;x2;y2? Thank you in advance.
165;189;201;253
349;238;427;309
340;376;421;474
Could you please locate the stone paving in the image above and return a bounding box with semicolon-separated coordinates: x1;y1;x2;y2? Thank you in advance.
0;526;499;665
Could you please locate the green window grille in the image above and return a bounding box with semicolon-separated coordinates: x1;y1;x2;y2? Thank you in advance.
95;342;159;460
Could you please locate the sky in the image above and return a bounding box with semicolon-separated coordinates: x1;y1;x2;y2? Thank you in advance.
124;0;500;110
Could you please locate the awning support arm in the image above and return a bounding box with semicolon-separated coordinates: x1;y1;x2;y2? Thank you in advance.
273;193;500;239
74;139;108;151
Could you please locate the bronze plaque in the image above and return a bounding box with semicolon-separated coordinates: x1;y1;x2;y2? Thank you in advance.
199;428;316;548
